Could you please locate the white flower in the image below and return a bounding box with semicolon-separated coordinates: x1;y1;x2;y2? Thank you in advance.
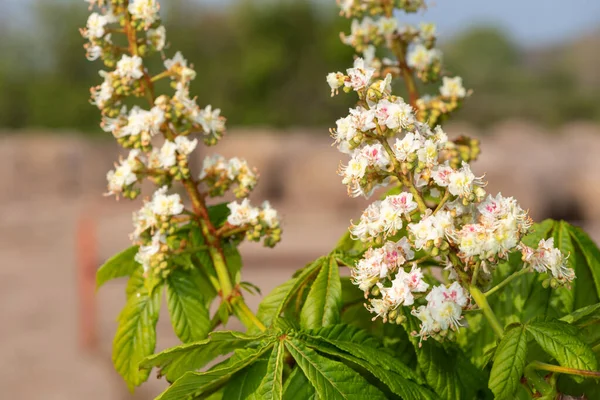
349;106;377;132
408;211;453;249
416;139;438;167
350;201;384;241
432;163;453;187
393;132;421;162
131;202;157;241
227;199;260;226
158;141;177;168
147;26;166;51
120;106;165;140
197;105;225;136
403;264;429;292
261;201;279;228
85;13;109;39
448;162;484;198
359;143;390;170
381;278;414;308
332;115;357;154
521;238;575;283
106;150;143;195
440;76;466;99
377;99;415;131
91;70;115;108
134;232;165;273
377;17;398;37
420;22;436;41
128;0;160;29
151;187;184;216
345;58;375;91
115;55;144;81
86;45;103;61
174;136;198;156
406;44;441;71
340;154;368;189
327;72;345;96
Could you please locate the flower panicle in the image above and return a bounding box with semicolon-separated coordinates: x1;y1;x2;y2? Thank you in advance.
329;0;574;343
82;0;281;279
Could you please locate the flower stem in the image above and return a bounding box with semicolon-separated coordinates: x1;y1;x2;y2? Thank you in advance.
231;296;266;332
391;41;419;108
470;286;504;338
524;364;554;397
529;360;600;378
484;268;530;298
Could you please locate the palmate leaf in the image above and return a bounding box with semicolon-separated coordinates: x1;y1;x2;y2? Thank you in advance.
96;246;139;289
488;324;528;400
166;268;211;343
112;282;162;391
300;256;342;329
526;320;599;373
156;344;274;400
284;338;387;400
301;333;435;400
141;331;270;382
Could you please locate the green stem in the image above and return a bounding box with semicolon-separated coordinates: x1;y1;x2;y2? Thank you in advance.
484;268;530;298
433;190;450;213
524;364;554;397
231;297;266;332
470;262;480;286
470;286;504;338
530;361;600;378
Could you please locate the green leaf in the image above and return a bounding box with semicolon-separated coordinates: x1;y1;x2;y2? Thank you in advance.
112;282;162;391
256;340;285;400
222;359;268;400
488;324;528;400
300;256;342;329
254;259;322;331
301;334;434;400
125;267;145;298
284;338;387;400
522;219;555;247
208;202;230;227
307;324;422;383
560;303;600;325
156;344;273;400
568;224;600;302
96;246;139;289
282;368;317;400
552;221;576;313
416;341;465;400
141;331;270;382
166;268;211;343
526;320;599;372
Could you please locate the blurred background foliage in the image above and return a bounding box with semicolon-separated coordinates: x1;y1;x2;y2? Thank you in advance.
1;0;599;133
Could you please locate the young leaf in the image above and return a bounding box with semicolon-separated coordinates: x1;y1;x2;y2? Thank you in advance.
112;283;162;391
141;331;270;382
222;359;268;400
282;368;317;400
552;221;575;313
166;268;211;343
301;334;434;400
254;259;322;331
300;256;342;329
256;340;285;400
559;303;600;325
96;246;139;289
156;344;274;400
488;324;528;400
568;224;600;301
526;320;599;372
284;338;387;400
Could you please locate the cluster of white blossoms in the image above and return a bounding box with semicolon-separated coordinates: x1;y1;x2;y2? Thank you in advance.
330;0;574;343
199;155;259;198
84;0;281;278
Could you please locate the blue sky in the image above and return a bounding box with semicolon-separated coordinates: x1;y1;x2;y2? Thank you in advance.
6;0;600;47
